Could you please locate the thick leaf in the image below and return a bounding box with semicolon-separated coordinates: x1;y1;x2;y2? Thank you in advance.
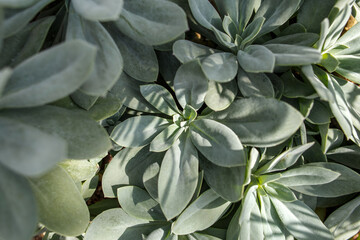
87;93;123;121
254;0;301;36
59;159;98;182
205;79;237;111
201;156;246;202
324;195;360;240
237;68;275;98
115;0;187;45
256;142;314;174
0;0;39;8
173;40;218;64
264;183;297;202
188;0;222;30
150;124;185;152
111;115;170;147
264;33;319;47
3;0;53;37
208;97;304;147
213;0;239;24
72;0;123;21
0;164;37;240
237;45;275;73
327;145;360;170
172;189;231;235
0;68;12;96
143;162;161;201
29;166;89;236
290;162;360;197
274;165;340;187
190;119;245;167
335;55;360;85
102;146;165;197
174;60;208;110
201;52;238;83
158;134;199;220
0;116;67;176
0;16;54;68
66;9;123;96
140;84;179;116
0;40;96;108
240;17;265;49
307;100;332;124
1;106;111;159
270;198;334;240
264;44;321;66
110;72;157;112
105;23;158;82
117;186;165;221
84;208;163;240
146;225;172;240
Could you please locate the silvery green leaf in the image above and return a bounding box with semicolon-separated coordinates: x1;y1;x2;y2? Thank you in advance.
327;74;360;144
290;162;360;197
324;195;360;240
327;145;360;170
115;0;187;45
86;93;123;121
70;90;98;110
237;68;275;98
301;65;335;102
323;128;344;153
270;198;333;240
254;0;301;36
320;53;339;73
0;67;12;97
264;183;297;203
258;194;288;240
0;40;96;109
315;19;330;51
238;0;261;33
188;0;222;31
111;115;170;148
110;72;157;113
150;124;185;152
213;0;239;23
281;71;315;98
146;225;172;240
117;186;166;221
143;162;160;201
200;156;246;202
264;44;321;66
297;0;336;33
173;40;218;64
158;134;198;220
66;8;123;96
29;166;90;236
307;100;332;124
208;97;304;147
0;164;37;240
140;84;179;116
212;26;237;49
72;0;123;21
264;33;319;47
0;0;39;8
105;23;158;83
205;79;237;111
256;142;314;174
240;17;265;49
172;189;231;235
335;55;360;84
102;146;164;197
201;52;238;83
174;60;208;110
190;119;246;167
0;16;54;68
1;105;111;159
237;45;275;73
222;15;237;40
3;0;53;37
332;21;360;55
59;160;98;182
84;208;163;240
274;165;340;187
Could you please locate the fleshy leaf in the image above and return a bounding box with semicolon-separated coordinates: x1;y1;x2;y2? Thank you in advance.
72;0;123;21
201;52;238;83
205;80;237;111
237;45;275;73
237;68;275;98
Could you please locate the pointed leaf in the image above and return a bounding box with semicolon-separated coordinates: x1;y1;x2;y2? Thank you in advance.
190;119;245;167
150;124;184;152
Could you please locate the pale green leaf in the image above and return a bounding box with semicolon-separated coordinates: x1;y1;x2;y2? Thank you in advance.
158;134;199;220
0;40;96;108
237;68;275;98
0;0;39;8
150;124;184;152
111;115;170;147
173;40;218;64
188;0;222;31
115;0;187;45
0;164;37;240
29;166;89;236
327;145;360;170
237;45;275;73
204;79;237;111
172;189;231;235
72;0;123;21
201;52;238;83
